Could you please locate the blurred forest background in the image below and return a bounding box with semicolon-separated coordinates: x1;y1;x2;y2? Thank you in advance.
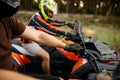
20;0;120;16
16;0;120;52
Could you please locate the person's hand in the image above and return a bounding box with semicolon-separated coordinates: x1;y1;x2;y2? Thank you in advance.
65;32;76;37
64;43;82;52
66;22;74;29
65;32;82;43
65;21;74;29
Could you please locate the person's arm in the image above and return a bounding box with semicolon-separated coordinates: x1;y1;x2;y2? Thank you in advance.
0;69;38;80
48;19;67;26
20;26;82;52
20;26;66;48
28;15;66;36
48;19;74;29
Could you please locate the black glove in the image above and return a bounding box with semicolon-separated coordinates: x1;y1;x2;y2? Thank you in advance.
66;35;82;44
65;32;82;43
64;43;82;52
66;22;74;29
65;32;76;37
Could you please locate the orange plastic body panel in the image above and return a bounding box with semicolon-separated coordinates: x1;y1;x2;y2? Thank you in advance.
12;52;31;66
57;38;80;61
71;58;88;73
57;48;79;61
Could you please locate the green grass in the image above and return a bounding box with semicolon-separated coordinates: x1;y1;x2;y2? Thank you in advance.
83;25;120;53
97;30;120;51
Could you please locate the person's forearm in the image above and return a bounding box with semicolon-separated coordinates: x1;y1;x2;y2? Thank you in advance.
0;69;38;80
21;26;66;48
37;31;66;48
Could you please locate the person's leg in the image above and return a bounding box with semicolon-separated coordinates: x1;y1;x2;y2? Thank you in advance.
88;73;112;80
0;69;38;80
36;48;50;74
22;41;50;74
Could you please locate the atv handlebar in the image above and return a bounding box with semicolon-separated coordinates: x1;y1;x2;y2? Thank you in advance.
64;21;75;29
64;20;86;49
64;20;119;75
72;20;118;74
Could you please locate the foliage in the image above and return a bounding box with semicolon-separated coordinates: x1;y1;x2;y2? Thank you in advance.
19;0;120;17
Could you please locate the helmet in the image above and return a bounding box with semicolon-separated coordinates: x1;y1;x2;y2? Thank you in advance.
39;0;58;21
0;0;20;17
1;0;20;8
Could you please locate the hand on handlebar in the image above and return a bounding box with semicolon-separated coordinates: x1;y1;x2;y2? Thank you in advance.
64;43;83;52
65;32;82;44
65;21;75;29
65;32;76;37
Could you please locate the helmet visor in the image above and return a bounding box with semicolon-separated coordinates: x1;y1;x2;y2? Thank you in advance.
44;5;53;18
1;0;20;8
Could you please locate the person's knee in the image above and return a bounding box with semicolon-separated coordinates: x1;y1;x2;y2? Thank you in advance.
42;53;50;61
38;49;50;61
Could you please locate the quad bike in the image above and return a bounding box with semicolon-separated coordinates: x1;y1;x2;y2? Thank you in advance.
11;20;120;80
